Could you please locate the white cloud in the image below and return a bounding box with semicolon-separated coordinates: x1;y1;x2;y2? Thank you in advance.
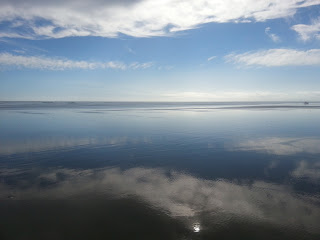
226;48;320;67
0;0;319;39
0;53;153;70
292;18;320;41
265;27;281;43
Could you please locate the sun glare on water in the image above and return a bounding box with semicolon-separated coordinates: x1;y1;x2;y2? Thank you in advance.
193;223;201;233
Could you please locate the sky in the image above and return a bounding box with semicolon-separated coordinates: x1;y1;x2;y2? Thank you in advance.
0;0;320;101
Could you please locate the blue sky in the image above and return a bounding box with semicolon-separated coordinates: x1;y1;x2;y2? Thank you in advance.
0;0;320;101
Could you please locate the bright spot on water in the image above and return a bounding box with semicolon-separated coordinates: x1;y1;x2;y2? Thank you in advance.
193;223;201;233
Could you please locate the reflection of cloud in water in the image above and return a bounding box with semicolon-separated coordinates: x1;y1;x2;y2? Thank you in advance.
235;137;320;155
1;167;320;234
0;136;151;155
292;161;320;181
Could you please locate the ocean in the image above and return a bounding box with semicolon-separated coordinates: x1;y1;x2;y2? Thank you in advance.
1;101;320;239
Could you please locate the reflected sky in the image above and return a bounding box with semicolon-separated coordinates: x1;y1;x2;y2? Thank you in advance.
1;166;320;239
0;136;152;155
292;161;320;182
0;102;320;239
234;137;320;155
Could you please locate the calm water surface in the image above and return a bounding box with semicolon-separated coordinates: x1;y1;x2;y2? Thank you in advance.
1;102;320;240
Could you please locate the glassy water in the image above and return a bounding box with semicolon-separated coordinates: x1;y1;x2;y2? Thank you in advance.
1;102;320;240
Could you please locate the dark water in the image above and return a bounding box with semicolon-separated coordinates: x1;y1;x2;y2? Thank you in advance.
1;102;320;240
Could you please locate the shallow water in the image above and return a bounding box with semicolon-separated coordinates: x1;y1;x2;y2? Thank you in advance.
1;102;320;239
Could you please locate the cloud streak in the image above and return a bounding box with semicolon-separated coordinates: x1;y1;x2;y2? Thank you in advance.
0;53;153;70
226;48;320;67
162;91;306;101
0;0;320;39
207;56;216;61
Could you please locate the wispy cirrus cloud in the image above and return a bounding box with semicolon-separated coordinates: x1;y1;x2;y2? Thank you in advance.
265;27;281;43
291;18;320;41
226;48;320;67
0;0;320;39
207;56;216;61
0;53;153;70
